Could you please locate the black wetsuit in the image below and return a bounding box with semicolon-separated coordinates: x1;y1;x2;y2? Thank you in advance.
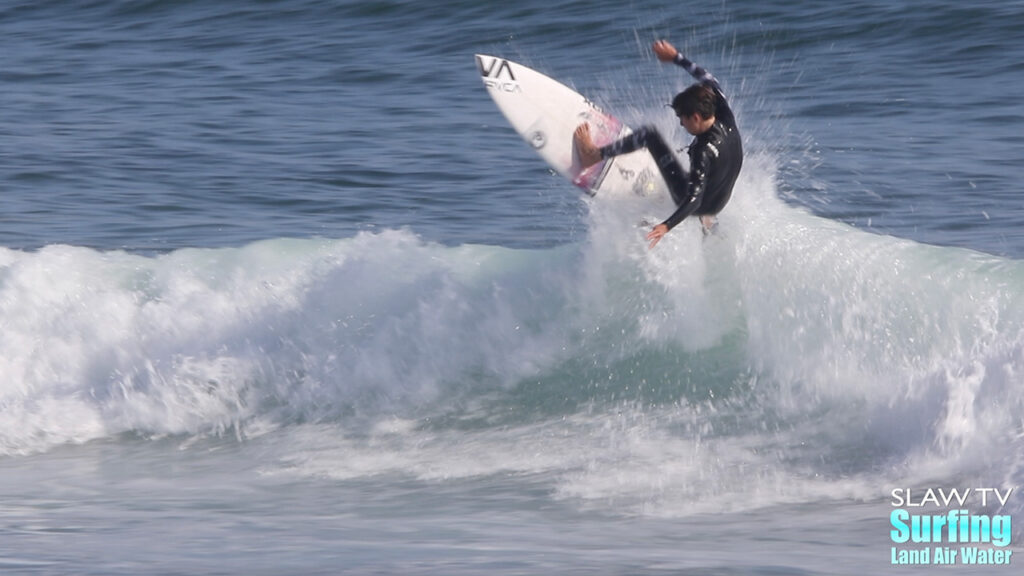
598;54;743;231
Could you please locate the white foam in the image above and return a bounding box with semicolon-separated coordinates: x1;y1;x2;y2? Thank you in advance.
0;232;578;454
1;153;1022;523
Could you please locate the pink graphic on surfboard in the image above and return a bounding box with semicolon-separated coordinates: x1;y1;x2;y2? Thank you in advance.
571;107;624;193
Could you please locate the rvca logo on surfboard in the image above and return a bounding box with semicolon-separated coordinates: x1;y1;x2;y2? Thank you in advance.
476;56;520;93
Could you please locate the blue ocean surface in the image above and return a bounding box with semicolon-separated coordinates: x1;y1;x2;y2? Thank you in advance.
1;1;1023;574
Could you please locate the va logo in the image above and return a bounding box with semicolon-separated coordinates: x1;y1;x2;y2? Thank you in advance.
476;56;516;81
477;56;520;93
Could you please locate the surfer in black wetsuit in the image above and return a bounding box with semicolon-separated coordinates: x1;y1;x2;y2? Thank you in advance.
575;40;743;249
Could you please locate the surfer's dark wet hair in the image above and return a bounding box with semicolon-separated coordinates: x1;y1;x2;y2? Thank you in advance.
671;84;716;119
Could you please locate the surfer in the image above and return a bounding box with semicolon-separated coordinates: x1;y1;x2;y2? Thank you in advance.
574;40;743;248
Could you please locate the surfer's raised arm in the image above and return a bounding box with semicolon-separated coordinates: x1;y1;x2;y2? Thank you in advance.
653;39;720;91
654;39;736;135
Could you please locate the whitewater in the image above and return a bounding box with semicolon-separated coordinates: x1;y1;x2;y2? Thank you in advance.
4;145;1022;503
3;147;1022;573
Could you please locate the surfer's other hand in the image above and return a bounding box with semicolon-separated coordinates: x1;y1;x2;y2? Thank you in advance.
646;223;669;249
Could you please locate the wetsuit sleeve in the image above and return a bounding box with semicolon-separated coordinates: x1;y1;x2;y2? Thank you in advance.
661;142;715;231
673;53;720;90
673;53;738;136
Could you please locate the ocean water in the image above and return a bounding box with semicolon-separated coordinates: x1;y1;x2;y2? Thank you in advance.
2;1;1023;574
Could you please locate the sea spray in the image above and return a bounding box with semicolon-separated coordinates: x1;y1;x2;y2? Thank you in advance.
1;164;1023;528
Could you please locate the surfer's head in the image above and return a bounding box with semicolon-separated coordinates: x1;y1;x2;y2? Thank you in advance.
671;84;716;121
672;84;717;135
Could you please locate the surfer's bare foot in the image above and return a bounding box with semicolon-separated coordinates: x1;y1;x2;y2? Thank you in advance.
574;124;602;168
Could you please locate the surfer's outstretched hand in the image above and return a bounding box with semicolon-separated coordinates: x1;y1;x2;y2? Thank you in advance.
653;40;679;62
646;223;669;249
573;124;602;168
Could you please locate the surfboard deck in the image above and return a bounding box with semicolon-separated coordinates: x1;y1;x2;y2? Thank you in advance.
475;54;667;198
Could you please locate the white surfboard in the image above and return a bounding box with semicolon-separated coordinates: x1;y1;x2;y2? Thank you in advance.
475;54;667;198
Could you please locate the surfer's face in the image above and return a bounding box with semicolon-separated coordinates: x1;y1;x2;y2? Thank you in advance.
678;112;701;135
677;111;714;136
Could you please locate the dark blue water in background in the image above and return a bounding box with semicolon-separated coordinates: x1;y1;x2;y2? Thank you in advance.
4;1;1022;255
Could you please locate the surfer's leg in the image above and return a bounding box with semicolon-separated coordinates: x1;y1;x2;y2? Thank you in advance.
603;126;689;206
582;124;690;205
